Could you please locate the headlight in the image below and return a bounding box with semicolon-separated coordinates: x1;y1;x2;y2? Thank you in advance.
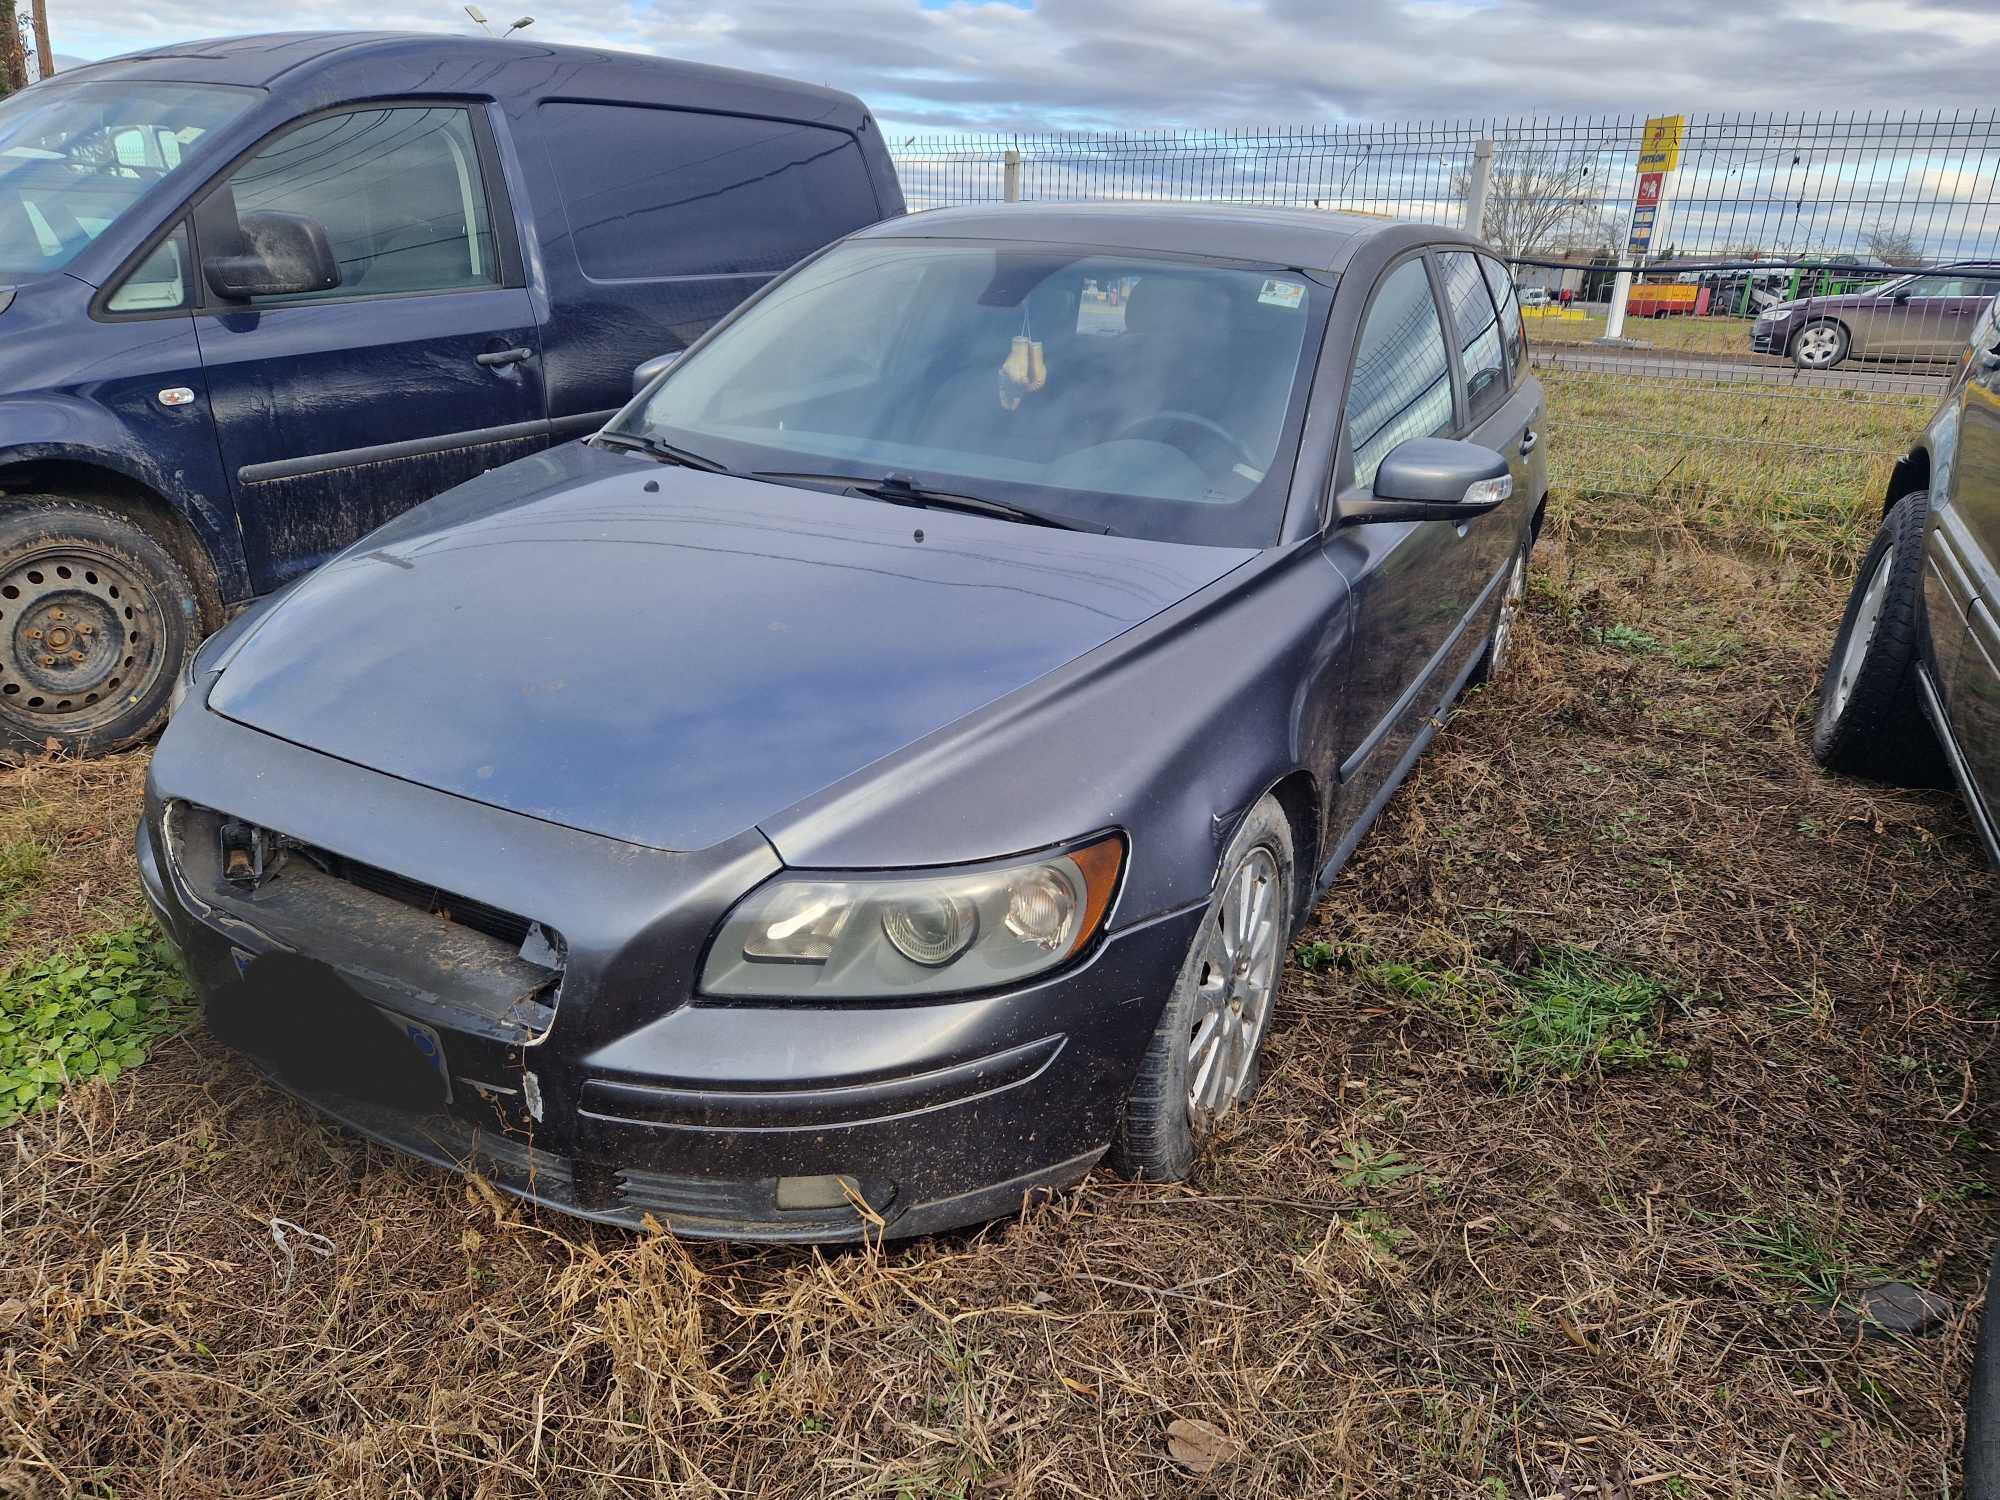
1757;306;1789;322
700;833;1125;999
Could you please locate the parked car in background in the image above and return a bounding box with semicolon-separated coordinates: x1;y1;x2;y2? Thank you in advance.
0;32;903;758
1813;292;1999;865
140;204;1548;1241
1519;286;1550;308
1751;263;2000;370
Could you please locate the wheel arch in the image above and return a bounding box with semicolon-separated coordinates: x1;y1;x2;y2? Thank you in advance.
1885;446;1931;518
1793;314;1852;348
0;456;238;627
1227;768;1320;940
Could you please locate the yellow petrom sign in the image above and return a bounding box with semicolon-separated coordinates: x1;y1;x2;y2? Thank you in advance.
1638;114;1685;173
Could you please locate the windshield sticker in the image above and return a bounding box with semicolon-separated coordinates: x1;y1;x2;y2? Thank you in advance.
1258;278;1305;310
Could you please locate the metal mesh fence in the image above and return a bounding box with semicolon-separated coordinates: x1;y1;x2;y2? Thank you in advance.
892;114;1998;550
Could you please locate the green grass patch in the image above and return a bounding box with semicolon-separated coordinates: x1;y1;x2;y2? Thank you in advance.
1722;1215;1892;1303
0;920;194;1127
0;835;51;946
1492;950;1682;1091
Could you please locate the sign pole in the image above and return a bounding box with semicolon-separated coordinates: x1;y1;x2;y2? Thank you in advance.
1600;115;1683;344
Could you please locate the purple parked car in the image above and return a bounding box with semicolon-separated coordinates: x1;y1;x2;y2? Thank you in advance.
1751;262;2000;369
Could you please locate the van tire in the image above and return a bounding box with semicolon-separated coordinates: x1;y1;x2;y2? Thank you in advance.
0;500;199;759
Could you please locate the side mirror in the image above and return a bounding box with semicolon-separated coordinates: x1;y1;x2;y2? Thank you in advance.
1892;290;1912;305
632;350;681;395
1334;438;1512;526
203;211;340;301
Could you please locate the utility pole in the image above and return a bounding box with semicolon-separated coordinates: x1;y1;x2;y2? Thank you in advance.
30;0;50;79
1463;138;1494;241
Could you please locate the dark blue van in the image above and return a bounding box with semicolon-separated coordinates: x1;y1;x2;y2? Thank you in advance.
0;32;904;755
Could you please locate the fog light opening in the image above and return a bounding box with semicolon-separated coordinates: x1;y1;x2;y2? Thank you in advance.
774;1173;864;1211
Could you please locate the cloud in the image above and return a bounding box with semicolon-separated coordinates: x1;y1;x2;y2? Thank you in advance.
51;0;2000;136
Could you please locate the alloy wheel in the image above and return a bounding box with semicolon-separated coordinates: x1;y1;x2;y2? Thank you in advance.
1187;845;1281;1127
1489;548;1528;678
1795;324;1844;368
1831;548;1894;719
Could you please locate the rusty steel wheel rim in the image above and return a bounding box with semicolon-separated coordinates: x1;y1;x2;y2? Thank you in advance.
0;543;166;736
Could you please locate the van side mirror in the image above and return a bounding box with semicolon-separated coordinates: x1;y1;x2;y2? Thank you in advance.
633;350;681;394
1334;438;1512;526
203;211;341;301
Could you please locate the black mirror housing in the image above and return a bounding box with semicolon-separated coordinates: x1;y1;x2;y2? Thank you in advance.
632;350;682;395
203;211;341;301
1335;437;1513;525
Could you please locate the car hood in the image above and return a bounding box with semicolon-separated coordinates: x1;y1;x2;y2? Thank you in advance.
209;442;1255;852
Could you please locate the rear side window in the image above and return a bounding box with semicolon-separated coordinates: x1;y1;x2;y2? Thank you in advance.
538;103;880;281
1478;254;1527;382
1346;257;1454;489
219;107;500;302
1437;250;1508;425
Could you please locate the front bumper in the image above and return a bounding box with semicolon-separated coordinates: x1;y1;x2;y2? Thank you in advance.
1749;319;1793;355
140;708;1197;1242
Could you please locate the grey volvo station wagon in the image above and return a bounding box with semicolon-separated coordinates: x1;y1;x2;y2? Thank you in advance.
141;204;1548;1240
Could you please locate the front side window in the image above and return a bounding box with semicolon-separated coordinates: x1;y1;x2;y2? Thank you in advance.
617;240;1328;547
1346;257;1453;490
106;223;189;313
217;106;499;303
0;80;253;279
1437;250;1508;425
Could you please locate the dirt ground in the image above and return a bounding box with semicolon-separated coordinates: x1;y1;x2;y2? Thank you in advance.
2;415;1997;1496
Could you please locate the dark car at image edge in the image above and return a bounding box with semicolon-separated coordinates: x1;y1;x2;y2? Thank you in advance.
139;203;1548;1241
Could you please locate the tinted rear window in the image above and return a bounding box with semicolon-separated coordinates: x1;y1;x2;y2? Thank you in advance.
538;103;880;281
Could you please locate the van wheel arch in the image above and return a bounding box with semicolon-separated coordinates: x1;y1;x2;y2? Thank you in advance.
0;462;226;630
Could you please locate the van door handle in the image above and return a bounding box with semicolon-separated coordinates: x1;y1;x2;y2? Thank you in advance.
477;346;534;368
1519;428;1538;456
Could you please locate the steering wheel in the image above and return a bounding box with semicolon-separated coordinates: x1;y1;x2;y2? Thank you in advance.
1112;410;1258;475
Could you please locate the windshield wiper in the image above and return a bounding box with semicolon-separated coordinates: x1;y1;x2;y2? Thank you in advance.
751;470;1104;533
594;430;731;474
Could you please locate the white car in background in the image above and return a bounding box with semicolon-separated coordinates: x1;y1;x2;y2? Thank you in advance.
1520;287;1551;307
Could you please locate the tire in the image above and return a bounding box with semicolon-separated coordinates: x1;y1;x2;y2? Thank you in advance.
1792;319;1850;370
1811;491;1944;781
0;500;198;758
1469;539;1531;687
1109;795;1294;1181
1968;1241;2000;1500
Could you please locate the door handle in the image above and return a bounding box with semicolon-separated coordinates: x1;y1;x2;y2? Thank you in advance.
1519;428;1539;456
477;346;534;368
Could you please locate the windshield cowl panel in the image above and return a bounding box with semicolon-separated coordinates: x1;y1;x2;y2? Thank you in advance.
0;80;258;281
612;239;1332;549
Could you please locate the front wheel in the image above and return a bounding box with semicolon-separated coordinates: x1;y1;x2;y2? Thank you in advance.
1110;796;1294;1180
1469;541;1530;687
1811;491;1943;781
1792;320;1849;369
0;500;198;758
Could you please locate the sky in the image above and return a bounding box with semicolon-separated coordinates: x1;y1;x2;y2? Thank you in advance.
47;0;2000;139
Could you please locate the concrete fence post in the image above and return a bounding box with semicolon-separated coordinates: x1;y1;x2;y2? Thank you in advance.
1464;138;1494;240
1002;148;1023;203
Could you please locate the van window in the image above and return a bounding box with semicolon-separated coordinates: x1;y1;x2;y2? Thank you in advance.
1346;257;1454;489
106;224;190;313
217;107;500;303
1437;250;1508;425
538;103;879;281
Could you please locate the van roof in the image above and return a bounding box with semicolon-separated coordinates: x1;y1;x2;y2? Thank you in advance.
60;31;870;126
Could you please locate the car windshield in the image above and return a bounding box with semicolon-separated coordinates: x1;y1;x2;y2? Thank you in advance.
615;239;1330;546
0;80;256;279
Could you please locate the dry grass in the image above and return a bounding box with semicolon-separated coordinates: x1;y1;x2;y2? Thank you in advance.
1;385;1996;1497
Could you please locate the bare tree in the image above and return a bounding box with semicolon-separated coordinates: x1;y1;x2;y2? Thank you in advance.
1454;146;1602;259
1863;224;1922;268
0;0;23;97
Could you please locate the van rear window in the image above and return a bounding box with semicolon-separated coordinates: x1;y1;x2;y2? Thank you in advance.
537;103;880;282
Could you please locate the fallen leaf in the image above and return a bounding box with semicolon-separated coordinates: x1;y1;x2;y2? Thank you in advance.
1166;1416;1238;1472
1059;1374;1096;1398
